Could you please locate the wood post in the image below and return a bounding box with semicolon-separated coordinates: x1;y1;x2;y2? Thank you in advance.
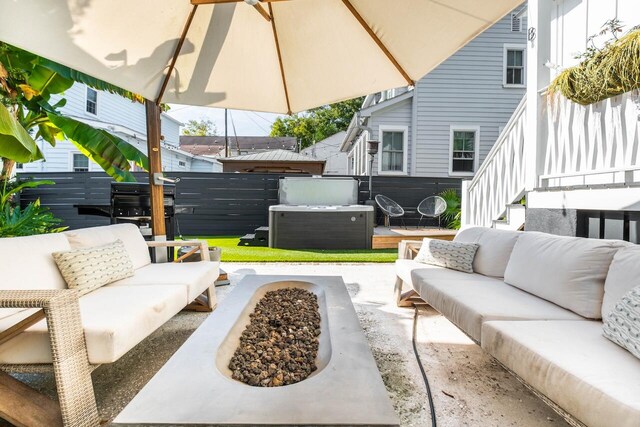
145;100;168;261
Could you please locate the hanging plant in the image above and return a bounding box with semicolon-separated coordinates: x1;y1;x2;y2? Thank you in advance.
549;23;640;105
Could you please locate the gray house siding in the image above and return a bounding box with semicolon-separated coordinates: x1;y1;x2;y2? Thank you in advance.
413;9;527;177
343;4;527;178
368;98;413;175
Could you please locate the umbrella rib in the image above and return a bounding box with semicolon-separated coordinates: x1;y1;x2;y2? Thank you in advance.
156;4;199;104
269;3;292;115
341;0;413;86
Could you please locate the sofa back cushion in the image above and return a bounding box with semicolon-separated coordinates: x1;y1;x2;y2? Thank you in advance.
602;245;640;318
504;232;626;319
454;227;520;278
64;224;150;269
0;233;70;320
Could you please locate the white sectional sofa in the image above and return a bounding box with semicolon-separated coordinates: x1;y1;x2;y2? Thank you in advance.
395;227;640;427
0;224;219;426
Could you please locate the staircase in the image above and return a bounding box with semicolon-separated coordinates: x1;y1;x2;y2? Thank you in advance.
239;226;269;247
462;96;527;229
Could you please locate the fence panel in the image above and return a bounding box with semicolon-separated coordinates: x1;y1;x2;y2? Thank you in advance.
18;172;461;235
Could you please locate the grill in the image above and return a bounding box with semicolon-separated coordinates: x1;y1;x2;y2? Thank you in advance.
76;183;194;257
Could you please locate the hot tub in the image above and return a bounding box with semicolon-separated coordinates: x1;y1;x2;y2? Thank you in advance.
269;204;374;249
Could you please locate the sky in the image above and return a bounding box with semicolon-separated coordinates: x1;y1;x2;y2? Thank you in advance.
166;104;284;137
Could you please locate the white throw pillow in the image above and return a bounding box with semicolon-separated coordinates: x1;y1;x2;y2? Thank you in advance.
414;238;479;273
503;232;626;319
455;227;520;278
603;285;640;360
602;245;640;319
53;239;134;294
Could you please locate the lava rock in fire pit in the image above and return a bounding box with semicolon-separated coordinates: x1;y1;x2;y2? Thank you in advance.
228;287;321;387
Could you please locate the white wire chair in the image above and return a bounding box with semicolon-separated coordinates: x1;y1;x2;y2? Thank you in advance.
374;194;406;228
417;195;447;228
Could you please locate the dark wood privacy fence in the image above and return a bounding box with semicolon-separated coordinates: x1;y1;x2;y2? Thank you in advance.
17;172;461;235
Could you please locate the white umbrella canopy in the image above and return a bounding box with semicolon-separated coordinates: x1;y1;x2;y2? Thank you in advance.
0;0;524;114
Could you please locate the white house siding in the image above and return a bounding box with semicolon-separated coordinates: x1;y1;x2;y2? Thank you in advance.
300;131;349;175
18;83;219;173
367;98;413;175
549;0;640;76
413;6;528;177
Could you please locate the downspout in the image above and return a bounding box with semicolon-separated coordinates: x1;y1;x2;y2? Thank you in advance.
411;85;418;176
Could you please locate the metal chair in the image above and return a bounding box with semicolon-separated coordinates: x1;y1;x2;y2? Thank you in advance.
374;194;406;228
417;195;447;228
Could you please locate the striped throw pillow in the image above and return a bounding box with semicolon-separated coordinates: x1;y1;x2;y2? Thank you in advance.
414;238;479;273
53;239;134;294
603;285;640;360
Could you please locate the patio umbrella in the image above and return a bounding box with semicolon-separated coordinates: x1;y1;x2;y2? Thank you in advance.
0;0;523;245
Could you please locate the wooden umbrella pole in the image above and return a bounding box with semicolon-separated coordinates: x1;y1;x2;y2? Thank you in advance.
145;99;167;260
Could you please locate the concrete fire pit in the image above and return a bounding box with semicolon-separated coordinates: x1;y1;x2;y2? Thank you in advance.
113;275;399;426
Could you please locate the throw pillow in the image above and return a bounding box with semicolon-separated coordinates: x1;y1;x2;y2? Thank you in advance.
414;238;479;273
603;285;640;360
53;239;134;294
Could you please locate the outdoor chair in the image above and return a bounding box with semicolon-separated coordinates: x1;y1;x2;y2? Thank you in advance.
374;194;405;228
417;196;447;228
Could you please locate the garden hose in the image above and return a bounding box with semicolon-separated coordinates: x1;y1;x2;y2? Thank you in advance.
412;304;437;427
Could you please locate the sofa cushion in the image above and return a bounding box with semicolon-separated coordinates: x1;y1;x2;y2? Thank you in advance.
53;240;134;294
603;285;640;360
411;267;582;342
603;245;640;318
454;227;520;278
414;238;478;273
64;224;151;270
0;285;186;364
504;232;626;319
482;320;640;427
108;261;219;302
0;233;70;321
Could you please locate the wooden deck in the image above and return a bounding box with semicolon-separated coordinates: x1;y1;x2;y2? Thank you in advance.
372;227;457;249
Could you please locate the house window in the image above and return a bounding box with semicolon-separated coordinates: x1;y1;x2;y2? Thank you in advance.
380;128;406;173
72;153;89;172
15;163;23;170
450;129;477;174
511;13;522;32
504;45;526;86
86;87;98;115
178;161;186;167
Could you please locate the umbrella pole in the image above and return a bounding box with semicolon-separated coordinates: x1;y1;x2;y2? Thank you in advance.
145;99;168;262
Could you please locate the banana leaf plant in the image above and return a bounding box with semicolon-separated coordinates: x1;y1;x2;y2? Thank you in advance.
0;42;149;182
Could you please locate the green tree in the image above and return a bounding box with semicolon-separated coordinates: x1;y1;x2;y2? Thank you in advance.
270;97;364;149
0;42;148;182
181;118;218;136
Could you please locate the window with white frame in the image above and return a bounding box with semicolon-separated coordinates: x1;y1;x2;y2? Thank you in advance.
380;127;406;173
504;45;526;87
72;153;89;172
450;129;477;174
178;160;186;167
86;87;98;115
15;163;23;170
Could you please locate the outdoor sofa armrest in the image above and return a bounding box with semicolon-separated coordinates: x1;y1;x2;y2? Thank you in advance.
0;289;99;426
146;239;211;261
398;240;424;260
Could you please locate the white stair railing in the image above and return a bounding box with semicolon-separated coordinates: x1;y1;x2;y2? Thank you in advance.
541;90;640;188
462;96;527;227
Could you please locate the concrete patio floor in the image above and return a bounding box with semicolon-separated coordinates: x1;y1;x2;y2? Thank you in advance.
11;263;568;427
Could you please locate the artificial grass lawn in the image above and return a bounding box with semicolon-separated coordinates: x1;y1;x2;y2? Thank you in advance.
189;236;398;263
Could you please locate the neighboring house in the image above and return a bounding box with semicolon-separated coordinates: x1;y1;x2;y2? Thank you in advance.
300;131;348;175
218;150;325;174
341;4;528;178
17;83;221;174
462;0;640;240
179;136;298;159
